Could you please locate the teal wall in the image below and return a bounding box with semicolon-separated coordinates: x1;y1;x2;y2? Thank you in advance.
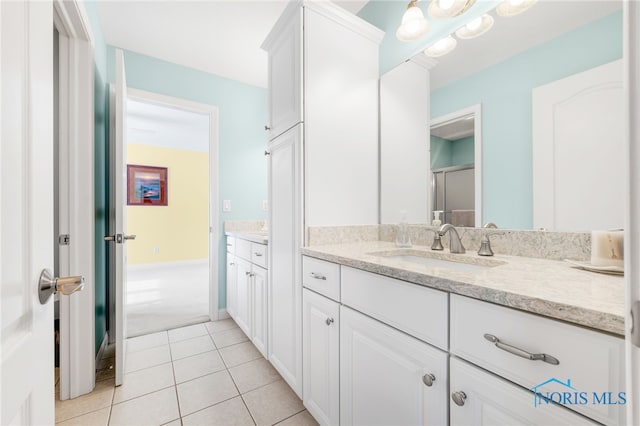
431;135;474;169
431;11;622;228
105;46;268;309
83;1;109;354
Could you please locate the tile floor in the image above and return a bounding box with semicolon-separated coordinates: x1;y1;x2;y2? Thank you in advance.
55;318;319;426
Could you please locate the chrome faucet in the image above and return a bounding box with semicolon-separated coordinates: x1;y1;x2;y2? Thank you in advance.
438;224;465;254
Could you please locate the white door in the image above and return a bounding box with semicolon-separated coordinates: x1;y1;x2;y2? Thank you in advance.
340;306;448;426
252;265;269;358
108;49;131;386
449;357;597;425
1;1;55;424
532;60;623;231
302;289;340;426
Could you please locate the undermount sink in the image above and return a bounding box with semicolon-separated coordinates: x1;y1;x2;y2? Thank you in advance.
367;249;505;273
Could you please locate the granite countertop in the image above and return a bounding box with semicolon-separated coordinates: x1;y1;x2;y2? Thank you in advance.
225;231;269;244
301;241;625;336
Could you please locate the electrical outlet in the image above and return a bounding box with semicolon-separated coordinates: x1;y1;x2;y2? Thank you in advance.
262;200;268;211
223;200;231;212
153;246;160;254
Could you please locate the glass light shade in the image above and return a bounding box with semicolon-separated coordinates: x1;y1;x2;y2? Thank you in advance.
396;5;430;42
496;0;537;17
424;35;457;57
455;14;494;39
428;0;476;19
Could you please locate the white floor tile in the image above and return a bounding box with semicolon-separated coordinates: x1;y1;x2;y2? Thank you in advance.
170;335;215;361
55;380;115;423
205;318;239;334
181;397;254;426
173;350;226;384
210;328;249;349
114;363;175;404
125;345;171;373
109;387;180;426
275;410;319;426
219;341;262;368
242;380;304;426
127;331;169;353
168;323;208;343
229;358;281;394
176;370;239;416
55;407;111;426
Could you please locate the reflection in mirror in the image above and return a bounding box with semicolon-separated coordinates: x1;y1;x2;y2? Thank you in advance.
378;1;622;231
430;105;481;227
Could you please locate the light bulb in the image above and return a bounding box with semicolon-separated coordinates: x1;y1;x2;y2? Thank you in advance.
466;16;482;31
509;0;525;6
439;0;455;10
396;3;430;42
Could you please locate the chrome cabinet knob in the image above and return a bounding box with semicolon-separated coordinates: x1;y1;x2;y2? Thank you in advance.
325;318;334;326
38;269;85;304
451;391;467;406
264;150;271;156
422;373;436;387
264;125;271;131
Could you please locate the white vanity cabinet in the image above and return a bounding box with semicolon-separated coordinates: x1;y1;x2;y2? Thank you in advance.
340;306;448;426
226;235;269;358
303;288;340;426
450;357;597;425
262;1;383;397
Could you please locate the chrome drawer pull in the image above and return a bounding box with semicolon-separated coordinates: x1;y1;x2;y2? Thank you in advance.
254;252;263;257
326;318;334;326
484;334;560;365
310;272;326;280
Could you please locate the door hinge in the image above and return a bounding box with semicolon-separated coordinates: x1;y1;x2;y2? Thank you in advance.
58;234;70;246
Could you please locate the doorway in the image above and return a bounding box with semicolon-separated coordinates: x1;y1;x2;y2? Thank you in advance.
113;89;220;338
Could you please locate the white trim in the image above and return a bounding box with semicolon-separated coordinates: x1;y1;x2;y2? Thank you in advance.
430;104;483;227
53;0;95;400
304;1;384;45
126;88;220;322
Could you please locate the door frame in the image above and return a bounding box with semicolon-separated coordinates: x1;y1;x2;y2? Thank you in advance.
52;0;95;400
126;87;221;321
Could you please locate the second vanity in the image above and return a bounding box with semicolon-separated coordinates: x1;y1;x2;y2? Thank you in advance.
300;240;625;426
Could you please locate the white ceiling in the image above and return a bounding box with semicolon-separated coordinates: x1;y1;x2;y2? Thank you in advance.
96;0;369;89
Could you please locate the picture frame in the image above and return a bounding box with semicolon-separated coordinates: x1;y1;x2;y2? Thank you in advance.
127;164;168;206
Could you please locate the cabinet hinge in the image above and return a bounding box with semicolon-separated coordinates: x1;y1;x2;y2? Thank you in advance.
58;234;70;245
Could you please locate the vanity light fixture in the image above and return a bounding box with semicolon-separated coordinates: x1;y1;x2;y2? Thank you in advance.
495;0;537;17
396;0;430;42
424;35;457;57
428;0;476;19
455;14;494;39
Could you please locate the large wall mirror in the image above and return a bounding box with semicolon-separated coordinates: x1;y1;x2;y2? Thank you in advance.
379;1;623;231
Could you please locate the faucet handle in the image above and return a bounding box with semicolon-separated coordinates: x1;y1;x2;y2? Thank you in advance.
431;234;444;251
478;231;504;256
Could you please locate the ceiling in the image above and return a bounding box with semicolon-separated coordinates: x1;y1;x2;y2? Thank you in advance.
96;0;369;89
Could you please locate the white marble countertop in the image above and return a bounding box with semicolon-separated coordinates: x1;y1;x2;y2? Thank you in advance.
225;231;268;244
301;241;625;336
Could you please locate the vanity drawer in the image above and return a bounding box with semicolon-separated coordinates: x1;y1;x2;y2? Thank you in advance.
235;238;252;261
226;236;235;254
251;243;268;268
450;294;625;426
341;267;448;350
302;256;340;302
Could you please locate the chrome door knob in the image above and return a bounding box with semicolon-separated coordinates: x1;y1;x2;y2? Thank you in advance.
451;391;467;406
422;373;436;387
123;234;136;240
38;269;85;304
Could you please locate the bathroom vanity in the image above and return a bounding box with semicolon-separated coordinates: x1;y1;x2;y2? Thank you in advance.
300;240;625;426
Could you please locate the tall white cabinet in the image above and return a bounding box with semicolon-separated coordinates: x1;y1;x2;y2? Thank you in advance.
262;1;383;397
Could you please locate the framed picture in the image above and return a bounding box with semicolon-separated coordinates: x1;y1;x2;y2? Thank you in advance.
127;164;168;206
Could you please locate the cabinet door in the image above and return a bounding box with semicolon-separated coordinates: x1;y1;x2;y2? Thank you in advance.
450;357;597;425
265;7;302;140
303;289;340;426
226;253;238;319
235;258;252;337
268;124;303;396
252;265;269;358
340;306;448;426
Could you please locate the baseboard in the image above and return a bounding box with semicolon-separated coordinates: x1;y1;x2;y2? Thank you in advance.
96;332;108;364
218;308;230;320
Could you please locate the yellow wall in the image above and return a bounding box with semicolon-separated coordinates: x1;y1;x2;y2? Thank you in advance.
127;143;209;265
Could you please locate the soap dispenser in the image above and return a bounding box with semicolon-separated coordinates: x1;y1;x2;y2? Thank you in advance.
432;211;443;227
395;210;412;248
